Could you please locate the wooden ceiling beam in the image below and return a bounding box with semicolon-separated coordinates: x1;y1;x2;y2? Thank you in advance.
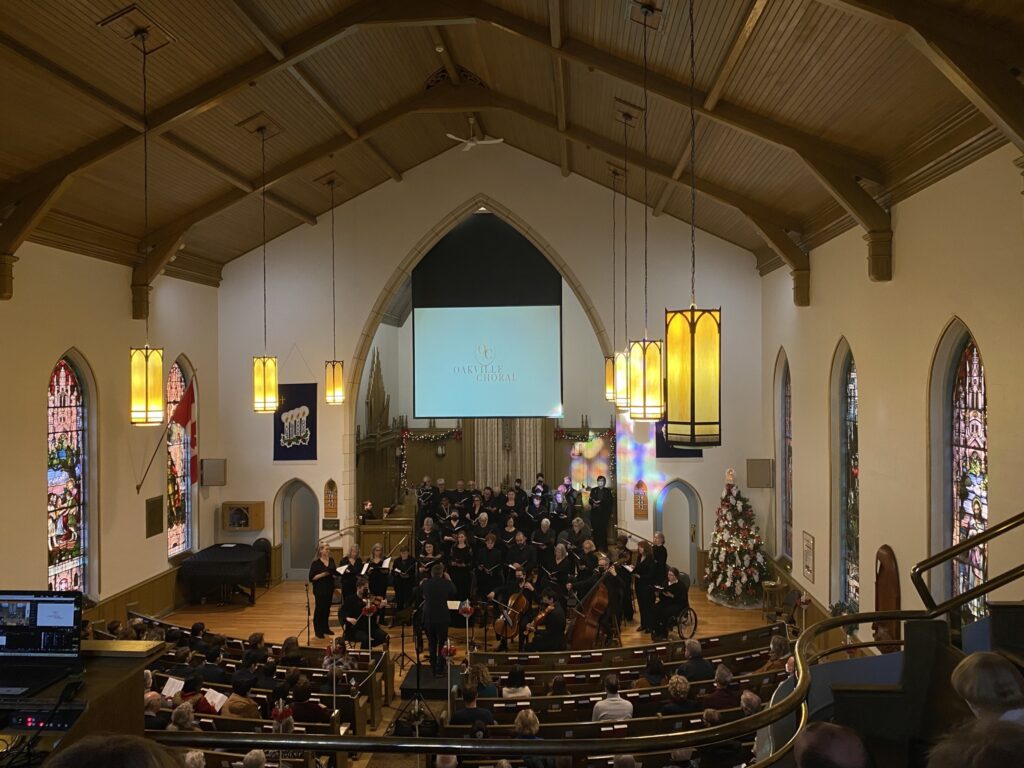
0;177;74;300
230;0;403;181
160;135;317;225
0;0;454;210
131;229;188;319
747;214;811;306
463;0;883;183
549;0;570;177
826;0;1024;153
654;0;768;217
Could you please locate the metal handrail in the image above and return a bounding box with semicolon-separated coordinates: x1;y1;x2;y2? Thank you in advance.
150;510;1024;764
910;508;1024;609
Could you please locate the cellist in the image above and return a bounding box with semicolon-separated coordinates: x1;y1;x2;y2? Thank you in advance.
488;566;539;652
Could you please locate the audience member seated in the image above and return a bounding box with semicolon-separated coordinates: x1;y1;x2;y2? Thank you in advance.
323;638;356;671
290;679;331;723
676;639;715;683
757;635;791;673
184;750;206;768
279;636;305;667
167;701;202;732
502;666;533;699
665;748;697;768
199;647;228;685
633;655;667;689
451;686;496;725
173;675;217;715
661;675;699;715
231;656;258;686
514;709;553;768
928;719;1024;768
243;749;267;768
468;719;490;740
951;651;1024;725
592;674;634;721
189;622;209;654
548;675;569;696
794;722;871;768
41;734;180;768
694;709;749;768
254;659;278;690
167;650;202;679
224;676;262;720
699;665;740;710
467;664;499;698
144;691;170;730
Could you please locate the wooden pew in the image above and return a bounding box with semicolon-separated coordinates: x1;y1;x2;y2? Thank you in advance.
474;623;787;669
467;670;787;723
458;647;774;695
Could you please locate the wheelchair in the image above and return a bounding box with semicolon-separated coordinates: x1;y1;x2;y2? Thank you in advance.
676;605;698;639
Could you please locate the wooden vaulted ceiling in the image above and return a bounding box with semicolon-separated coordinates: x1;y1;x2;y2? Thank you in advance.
0;0;1021;311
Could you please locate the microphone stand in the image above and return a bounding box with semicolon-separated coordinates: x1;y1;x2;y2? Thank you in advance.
304;582;312;645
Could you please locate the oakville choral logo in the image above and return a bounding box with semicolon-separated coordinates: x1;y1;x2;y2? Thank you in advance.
452;340;518;382
279;405;311;448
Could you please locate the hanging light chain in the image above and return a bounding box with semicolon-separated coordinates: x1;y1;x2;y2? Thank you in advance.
641;8;650;339
611;168;617;348
139;29;150;341
689;0;698;307
260;128;268;353
330;181;337;359
622;116;629;342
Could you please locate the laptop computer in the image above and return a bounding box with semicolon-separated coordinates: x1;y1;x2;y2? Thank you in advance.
0;591;82;698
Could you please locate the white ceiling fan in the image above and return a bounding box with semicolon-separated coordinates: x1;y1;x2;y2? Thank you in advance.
446;116;504;152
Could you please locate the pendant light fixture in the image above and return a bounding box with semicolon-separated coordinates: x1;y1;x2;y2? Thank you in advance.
253;126;279;413
627;7;664;423
129;29;163;426
324;179;345;405
666;0;722;446
614;114;632;413
604;165;621;403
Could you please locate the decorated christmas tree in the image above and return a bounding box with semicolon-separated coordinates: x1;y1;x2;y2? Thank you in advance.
705;468;770;606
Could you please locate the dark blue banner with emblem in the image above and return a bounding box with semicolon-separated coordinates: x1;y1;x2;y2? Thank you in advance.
274;383;317;461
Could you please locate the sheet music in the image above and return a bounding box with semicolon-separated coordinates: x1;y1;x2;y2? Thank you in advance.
161;676;184;698
337;565;349;575
203;687;228;712
446;600;462;610
360;562;370;575
382;557;392;569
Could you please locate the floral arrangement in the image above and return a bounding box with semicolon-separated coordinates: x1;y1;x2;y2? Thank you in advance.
705;468;770;607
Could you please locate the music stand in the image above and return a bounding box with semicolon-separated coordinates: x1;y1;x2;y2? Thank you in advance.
392;606;415;672
390;601;437;737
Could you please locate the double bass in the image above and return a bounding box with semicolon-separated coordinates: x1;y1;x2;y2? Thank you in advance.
566;574;610;650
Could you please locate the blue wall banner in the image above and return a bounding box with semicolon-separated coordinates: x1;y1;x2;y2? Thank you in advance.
274;383;318;461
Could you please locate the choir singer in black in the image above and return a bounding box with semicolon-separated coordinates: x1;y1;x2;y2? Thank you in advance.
308;542;338;639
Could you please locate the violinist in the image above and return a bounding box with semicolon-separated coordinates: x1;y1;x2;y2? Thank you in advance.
530;517;556;570
651;566;688;641
525;589;566;652
505;530;537;574
308;542;338;639
340;578;388;648
390;545;416;613
416;517;442;556
448;530;475;601
338;545;362;602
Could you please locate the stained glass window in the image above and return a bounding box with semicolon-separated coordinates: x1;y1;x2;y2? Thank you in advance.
952;340;987;623
47;359;87;592
781;362;793;559
839;356;859;611
166;362;193;558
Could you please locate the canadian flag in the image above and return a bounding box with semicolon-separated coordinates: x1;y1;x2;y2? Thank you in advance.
170;380;198;483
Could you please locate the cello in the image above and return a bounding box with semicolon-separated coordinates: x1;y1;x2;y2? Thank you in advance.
493;586;530;641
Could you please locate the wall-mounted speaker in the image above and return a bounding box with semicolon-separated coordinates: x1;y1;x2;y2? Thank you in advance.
201;458;227;487
746;458;775;488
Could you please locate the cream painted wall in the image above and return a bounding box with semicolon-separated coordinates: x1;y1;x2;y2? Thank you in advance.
760;145;1024;614
0;242;221;599
217;143;763;552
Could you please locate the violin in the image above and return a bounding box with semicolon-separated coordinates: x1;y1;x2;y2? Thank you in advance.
522;603;555;642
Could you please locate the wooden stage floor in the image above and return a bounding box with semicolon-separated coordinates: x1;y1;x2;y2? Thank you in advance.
165;579;767;652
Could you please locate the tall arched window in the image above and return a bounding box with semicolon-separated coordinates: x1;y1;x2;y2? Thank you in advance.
839;354;860;610
166;361;195;558
951;339;987;622
47;358;87;591
780;360;793;559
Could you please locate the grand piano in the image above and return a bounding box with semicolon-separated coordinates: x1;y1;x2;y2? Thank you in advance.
178;543;267;604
